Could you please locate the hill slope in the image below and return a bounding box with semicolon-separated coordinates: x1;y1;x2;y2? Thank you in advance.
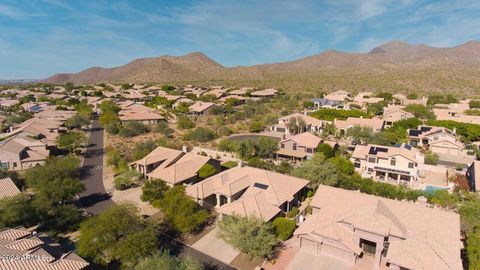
44;41;480;95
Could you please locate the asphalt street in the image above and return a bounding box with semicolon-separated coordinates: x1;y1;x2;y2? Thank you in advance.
79;116;114;214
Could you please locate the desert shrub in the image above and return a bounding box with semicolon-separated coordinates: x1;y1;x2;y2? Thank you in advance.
176;116;195;129
272;217;296;240
286;207;299;218
183;127;216;142
114;170;142;190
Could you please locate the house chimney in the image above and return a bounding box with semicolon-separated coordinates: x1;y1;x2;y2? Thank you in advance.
182;145;189;153
303;111;307;116
452;128;456;135
237;160;245;168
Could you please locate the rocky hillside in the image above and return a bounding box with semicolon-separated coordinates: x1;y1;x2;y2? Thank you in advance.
44;41;480;95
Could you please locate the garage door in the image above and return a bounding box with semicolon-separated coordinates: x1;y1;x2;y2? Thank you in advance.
300;237;318;254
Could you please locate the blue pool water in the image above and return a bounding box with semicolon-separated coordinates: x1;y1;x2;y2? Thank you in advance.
425;185;448;194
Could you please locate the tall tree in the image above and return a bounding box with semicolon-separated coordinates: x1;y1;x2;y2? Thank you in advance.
217;215;279;259
77;204;158;268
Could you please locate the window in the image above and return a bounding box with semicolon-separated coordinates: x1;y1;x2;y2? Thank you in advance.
368;157;376;163
293;144;297;150
13;162;17;168
306;148;313;153
0;162;8;169
281;143;285;149
390;158;396;166
408;162;414;168
354;162;361;168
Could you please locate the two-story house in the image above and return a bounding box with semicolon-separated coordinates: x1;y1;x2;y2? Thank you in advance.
351;144;423;187
293;185;462;270
382;105;414;127
277;132;321;160
408;125;464;155
271;113;325;134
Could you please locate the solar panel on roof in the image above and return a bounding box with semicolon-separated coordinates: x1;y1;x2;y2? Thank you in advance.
404;144;412;150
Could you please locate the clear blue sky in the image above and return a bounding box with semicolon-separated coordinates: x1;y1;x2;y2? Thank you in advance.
1;0;479;79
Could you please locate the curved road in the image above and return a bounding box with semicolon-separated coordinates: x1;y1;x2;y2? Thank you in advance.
79;117;235;270
79;116;114;214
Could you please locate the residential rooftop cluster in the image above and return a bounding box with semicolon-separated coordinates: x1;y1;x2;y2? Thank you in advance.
0;83;479;270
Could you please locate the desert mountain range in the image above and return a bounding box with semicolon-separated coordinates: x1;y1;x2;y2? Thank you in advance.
44;41;480;94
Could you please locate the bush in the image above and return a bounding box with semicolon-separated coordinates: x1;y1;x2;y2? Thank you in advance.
425;152;439;165
183;127;216;142
114;170;142;190
272;217;296;241
119;121;149;137
154;121;173;137
177;116;195;129
309;108;369;121
198;163;218;179
286;207;299;218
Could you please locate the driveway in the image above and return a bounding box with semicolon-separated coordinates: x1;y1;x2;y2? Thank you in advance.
192;228;240;265
286;250;350;270
79;116;114;214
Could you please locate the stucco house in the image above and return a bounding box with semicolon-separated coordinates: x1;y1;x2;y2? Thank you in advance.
293;185;462;270
408;125;464;155
324;90;352;102
186;164;309;221
188;101;216;115
351;144;423;187
334;117;384;135
0;135;49;171
382;105;414;127
129;146;218;186
272;113;325;134
0;227;89;270
277;132;321;160
118;102;165;125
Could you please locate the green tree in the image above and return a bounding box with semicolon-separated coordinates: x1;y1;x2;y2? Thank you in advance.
404;104;435;120
65;114;90;129
272;217;296;241
425;152;439;165
316;144;334;159
286;116;306;134
0;194;37;229
155;186;209;233
255;137;278;158
77;204;158;268
56;131;87;153
132;140;157;161
467;228;480;270
135;251;203;270
141;179;169;204
346;125;373;144
217;215;279;259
